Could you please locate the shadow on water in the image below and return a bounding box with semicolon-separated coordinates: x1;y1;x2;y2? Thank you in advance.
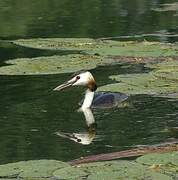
0;41;81;62
0;63;177;164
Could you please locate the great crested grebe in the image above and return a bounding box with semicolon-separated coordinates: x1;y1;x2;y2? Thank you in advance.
53;71;128;109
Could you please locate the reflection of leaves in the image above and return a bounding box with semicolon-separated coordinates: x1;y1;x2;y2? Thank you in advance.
13;38;178;57
153;2;178;13
152;2;178;16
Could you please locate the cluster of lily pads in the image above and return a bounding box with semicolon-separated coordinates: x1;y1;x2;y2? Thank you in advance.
0;38;177;98
0;152;177;180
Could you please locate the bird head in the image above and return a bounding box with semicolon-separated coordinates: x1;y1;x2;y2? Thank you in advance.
53;71;97;92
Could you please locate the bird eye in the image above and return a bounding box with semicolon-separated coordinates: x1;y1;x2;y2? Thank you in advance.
76;76;80;80
77;139;81;142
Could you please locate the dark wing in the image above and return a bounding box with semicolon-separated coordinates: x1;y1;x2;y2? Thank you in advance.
92;92;128;108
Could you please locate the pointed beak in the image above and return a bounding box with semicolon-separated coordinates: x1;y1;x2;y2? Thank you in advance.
53;81;73;91
53;76;78;91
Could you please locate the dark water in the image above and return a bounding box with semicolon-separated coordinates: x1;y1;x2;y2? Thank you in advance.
0;0;178;164
0;64;178;164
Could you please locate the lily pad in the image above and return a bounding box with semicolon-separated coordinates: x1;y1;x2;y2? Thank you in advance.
136;152;178;177
136;152;178;166
98;73;178;96
146;60;178;81
12;38;178;57
78;161;172;180
19;160;70;178
13;38;98;51
98;59;178;97
0;54;104;75
53;166;88;180
0;160;69;178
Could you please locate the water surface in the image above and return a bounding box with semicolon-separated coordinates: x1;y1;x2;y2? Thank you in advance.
0;0;177;164
0;64;177;164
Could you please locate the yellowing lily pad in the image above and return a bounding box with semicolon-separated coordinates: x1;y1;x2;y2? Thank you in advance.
12;38;178;57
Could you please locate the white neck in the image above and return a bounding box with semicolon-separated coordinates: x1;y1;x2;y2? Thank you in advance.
81;89;94;109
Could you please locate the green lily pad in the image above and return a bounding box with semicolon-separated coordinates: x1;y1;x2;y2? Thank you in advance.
98;73;178;96
0;160;69;178
98;59;178;98
13;38;98;51
0;161;24;178
0;54;104;75
136;152;178;177
147;60;178;81
78;161;172;180
136;152;178;166
53;166;88;180
19;160;70;178
12;38;178;57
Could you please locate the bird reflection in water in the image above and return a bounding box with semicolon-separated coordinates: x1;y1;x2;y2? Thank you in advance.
54;71;128;144
55;108;97;145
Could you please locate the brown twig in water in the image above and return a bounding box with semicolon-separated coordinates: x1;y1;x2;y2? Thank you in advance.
69;141;178;165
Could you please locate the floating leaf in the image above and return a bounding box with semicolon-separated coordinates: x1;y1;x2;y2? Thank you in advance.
98;59;178;98
0;54;104;75
78;161;172;180
147;60;178;81
136;152;178;177
0;160;69;178
19;160;70;178
13;38;98;51
98;73;178;96
12;38;178;57
53;166;88;180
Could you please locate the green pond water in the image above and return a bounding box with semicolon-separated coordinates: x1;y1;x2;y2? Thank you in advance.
0;0;178;165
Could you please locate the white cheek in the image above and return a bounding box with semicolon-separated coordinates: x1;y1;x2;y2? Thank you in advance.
73;79;86;86
73;76;87;86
